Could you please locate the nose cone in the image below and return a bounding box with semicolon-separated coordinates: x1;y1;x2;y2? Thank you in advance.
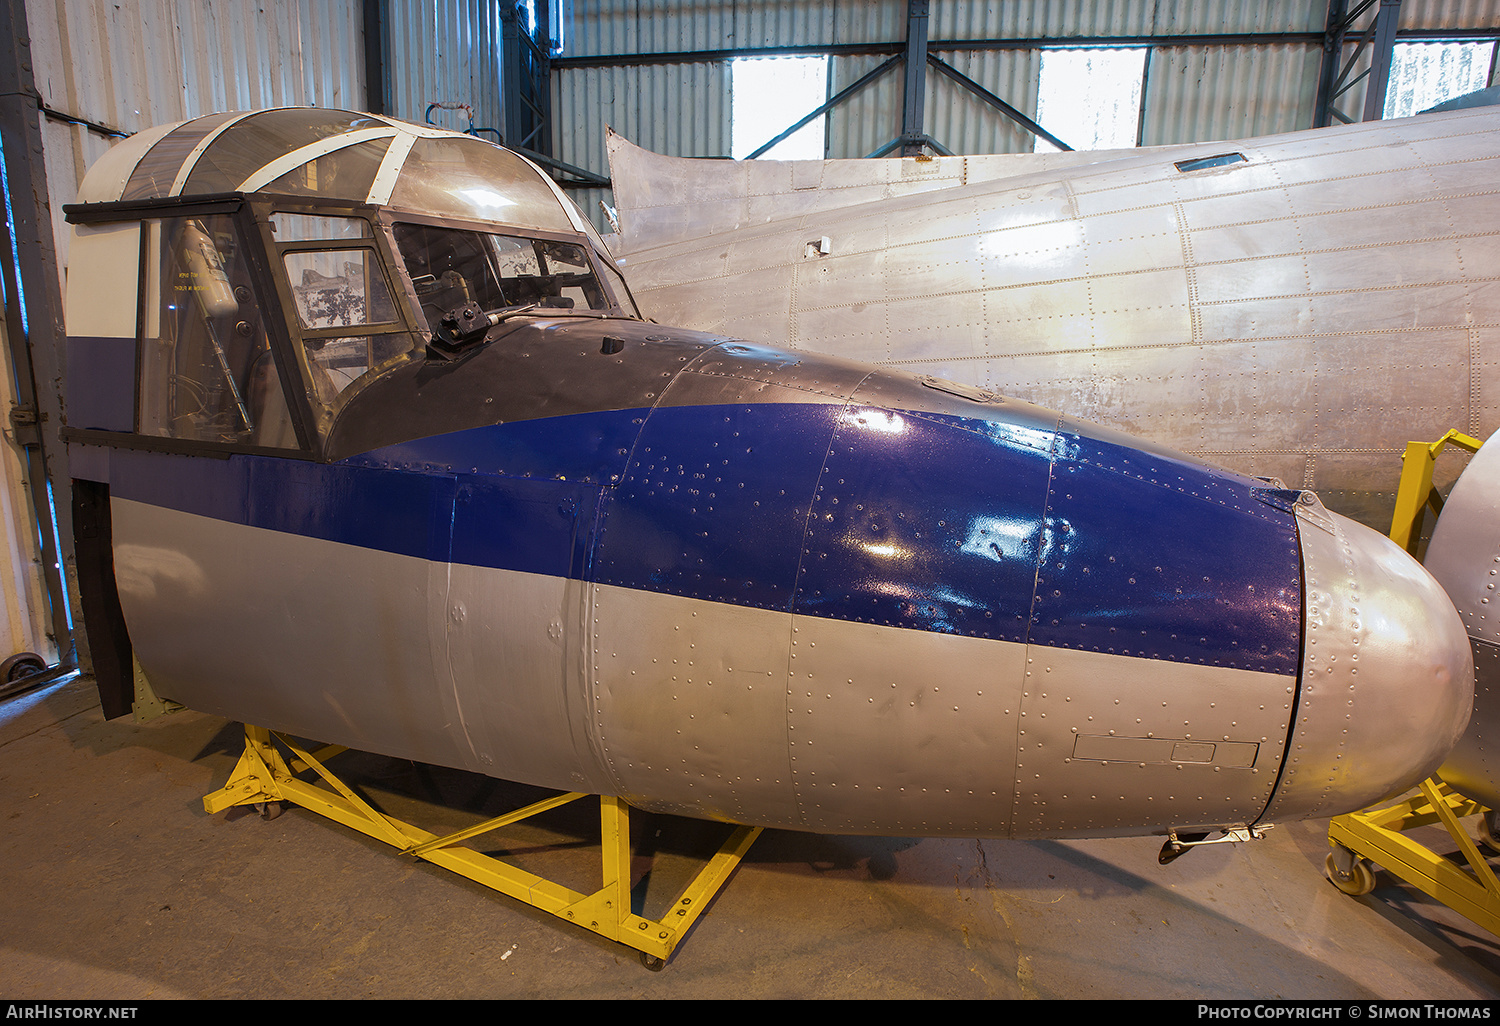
1260;496;1473;822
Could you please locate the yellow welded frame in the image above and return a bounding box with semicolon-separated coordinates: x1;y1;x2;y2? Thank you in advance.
1325;429;1498;935
1329;781;1500;936
1387;429;1481;555
205;725;762;965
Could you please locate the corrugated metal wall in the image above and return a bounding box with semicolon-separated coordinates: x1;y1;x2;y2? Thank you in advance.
384;0;507;138
29;0;365;281
926;0;1326;36
1142;44;1326;144
33;0;362;133
564;0;906;55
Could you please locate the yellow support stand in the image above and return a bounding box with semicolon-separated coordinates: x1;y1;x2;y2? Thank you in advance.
205;725;762;968
1387;429;1481;555
1325;429;1498;935
1328;781;1500;936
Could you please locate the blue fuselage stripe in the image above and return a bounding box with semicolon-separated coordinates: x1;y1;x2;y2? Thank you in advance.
106;402;1302;675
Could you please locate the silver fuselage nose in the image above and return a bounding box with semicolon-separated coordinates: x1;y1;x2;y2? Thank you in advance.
1260;495;1474;822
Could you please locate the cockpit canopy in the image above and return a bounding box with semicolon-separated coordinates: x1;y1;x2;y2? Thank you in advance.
85;107;604;243
66;108;637;461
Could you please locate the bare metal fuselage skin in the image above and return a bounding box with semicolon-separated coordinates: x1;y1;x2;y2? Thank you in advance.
607;106;1500;529
64;110;1474;842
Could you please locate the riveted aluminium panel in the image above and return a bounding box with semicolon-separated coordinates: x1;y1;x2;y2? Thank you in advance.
1031;430;1304;677
1427;436;1500;650
783;613;1026;837
794;398;1054;646
1011;646;1292;839
657;340;875;409
325;319;729;462
444;564;612;795
111;495;477;773
1425;433;1500;810
588;582;799;827
592;400;839;613
1440;637;1500;809
1263;499;1473;822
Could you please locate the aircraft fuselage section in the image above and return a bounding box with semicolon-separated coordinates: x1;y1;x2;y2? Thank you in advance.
63;108;1474;844
103;328;1307;837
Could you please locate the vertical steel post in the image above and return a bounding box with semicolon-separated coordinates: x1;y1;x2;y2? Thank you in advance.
1361;0;1403;122
0;0;76;670
501;3;522;147
900;0;930;156
1314;0;1351;127
362;0;387;115
534;0;554;158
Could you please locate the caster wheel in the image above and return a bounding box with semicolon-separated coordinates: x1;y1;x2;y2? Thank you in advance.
254;800;283;821
639;952;666;972
1325;852;1377;896
0;652;45;683
1476;809;1500;851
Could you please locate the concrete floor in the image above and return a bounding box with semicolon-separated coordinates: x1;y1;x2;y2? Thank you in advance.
3;674;1500;1000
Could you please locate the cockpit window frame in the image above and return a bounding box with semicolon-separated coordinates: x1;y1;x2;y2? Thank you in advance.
247;194;424;449
64;191;650;463
62;196;324;462
275;239;405;339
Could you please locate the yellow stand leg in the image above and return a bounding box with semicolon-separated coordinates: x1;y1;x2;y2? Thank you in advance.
205;725;762;967
1387;429;1481;555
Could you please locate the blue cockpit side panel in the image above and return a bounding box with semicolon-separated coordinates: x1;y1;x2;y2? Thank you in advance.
795;405;1055;645
103;402;1302;675
1031;431;1303;676
109;449;457;564
594;401;844;612
67;336;136;432
451;476;603;581
246;457;457;565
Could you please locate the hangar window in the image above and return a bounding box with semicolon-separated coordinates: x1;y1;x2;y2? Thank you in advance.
732;56;829;160
137;214;299;449
1033;48;1147;153
1383;41;1497;118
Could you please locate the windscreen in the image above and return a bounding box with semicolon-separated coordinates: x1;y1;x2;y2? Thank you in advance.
392;222;629;335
